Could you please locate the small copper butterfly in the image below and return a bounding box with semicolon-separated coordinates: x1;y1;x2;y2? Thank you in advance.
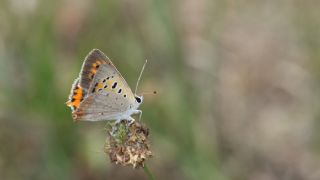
66;49;145;123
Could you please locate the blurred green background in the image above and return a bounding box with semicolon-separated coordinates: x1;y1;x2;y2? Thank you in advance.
1;0;320;179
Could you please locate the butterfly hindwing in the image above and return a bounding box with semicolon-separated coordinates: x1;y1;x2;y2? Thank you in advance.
72;90;132;121
66;78;85;110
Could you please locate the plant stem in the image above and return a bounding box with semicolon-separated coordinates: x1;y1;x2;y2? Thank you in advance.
143;164;155;180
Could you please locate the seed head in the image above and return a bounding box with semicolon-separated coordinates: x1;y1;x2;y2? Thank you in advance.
104;121;152;168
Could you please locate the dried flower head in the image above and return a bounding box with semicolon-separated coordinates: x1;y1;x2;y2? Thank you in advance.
104;121;152;168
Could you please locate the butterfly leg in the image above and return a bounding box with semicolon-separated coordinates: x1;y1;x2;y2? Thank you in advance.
115;119;122;124
127;116;135;125
133;110;142;121
138;110;142;121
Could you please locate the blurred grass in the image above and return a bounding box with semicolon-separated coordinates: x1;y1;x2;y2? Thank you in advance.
0;0;320;179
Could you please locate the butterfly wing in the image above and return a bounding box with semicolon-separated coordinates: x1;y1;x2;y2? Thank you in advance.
66;78;83;110
71;53;137;121
66;49;134;112
66;49;108;110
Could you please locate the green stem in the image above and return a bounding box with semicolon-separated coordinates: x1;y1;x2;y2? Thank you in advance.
143;164;155;180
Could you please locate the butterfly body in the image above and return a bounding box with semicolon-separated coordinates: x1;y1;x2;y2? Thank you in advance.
66;49;143;122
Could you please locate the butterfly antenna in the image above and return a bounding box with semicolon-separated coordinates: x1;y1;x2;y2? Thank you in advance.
135;59;147;95
140;91;157;95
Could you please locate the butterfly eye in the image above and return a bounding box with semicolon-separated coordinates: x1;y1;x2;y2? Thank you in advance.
135;96;142;103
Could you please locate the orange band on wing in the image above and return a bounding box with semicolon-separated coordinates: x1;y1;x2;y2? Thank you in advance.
66;85;84;110
72;96;94;121
88;60;106;79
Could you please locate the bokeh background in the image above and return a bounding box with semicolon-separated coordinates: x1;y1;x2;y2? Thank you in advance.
1;0;320;179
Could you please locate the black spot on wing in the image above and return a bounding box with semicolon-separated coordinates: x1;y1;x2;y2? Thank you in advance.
112;82;117;89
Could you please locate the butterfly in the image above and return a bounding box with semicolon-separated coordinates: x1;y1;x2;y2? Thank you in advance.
66;49;144;123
